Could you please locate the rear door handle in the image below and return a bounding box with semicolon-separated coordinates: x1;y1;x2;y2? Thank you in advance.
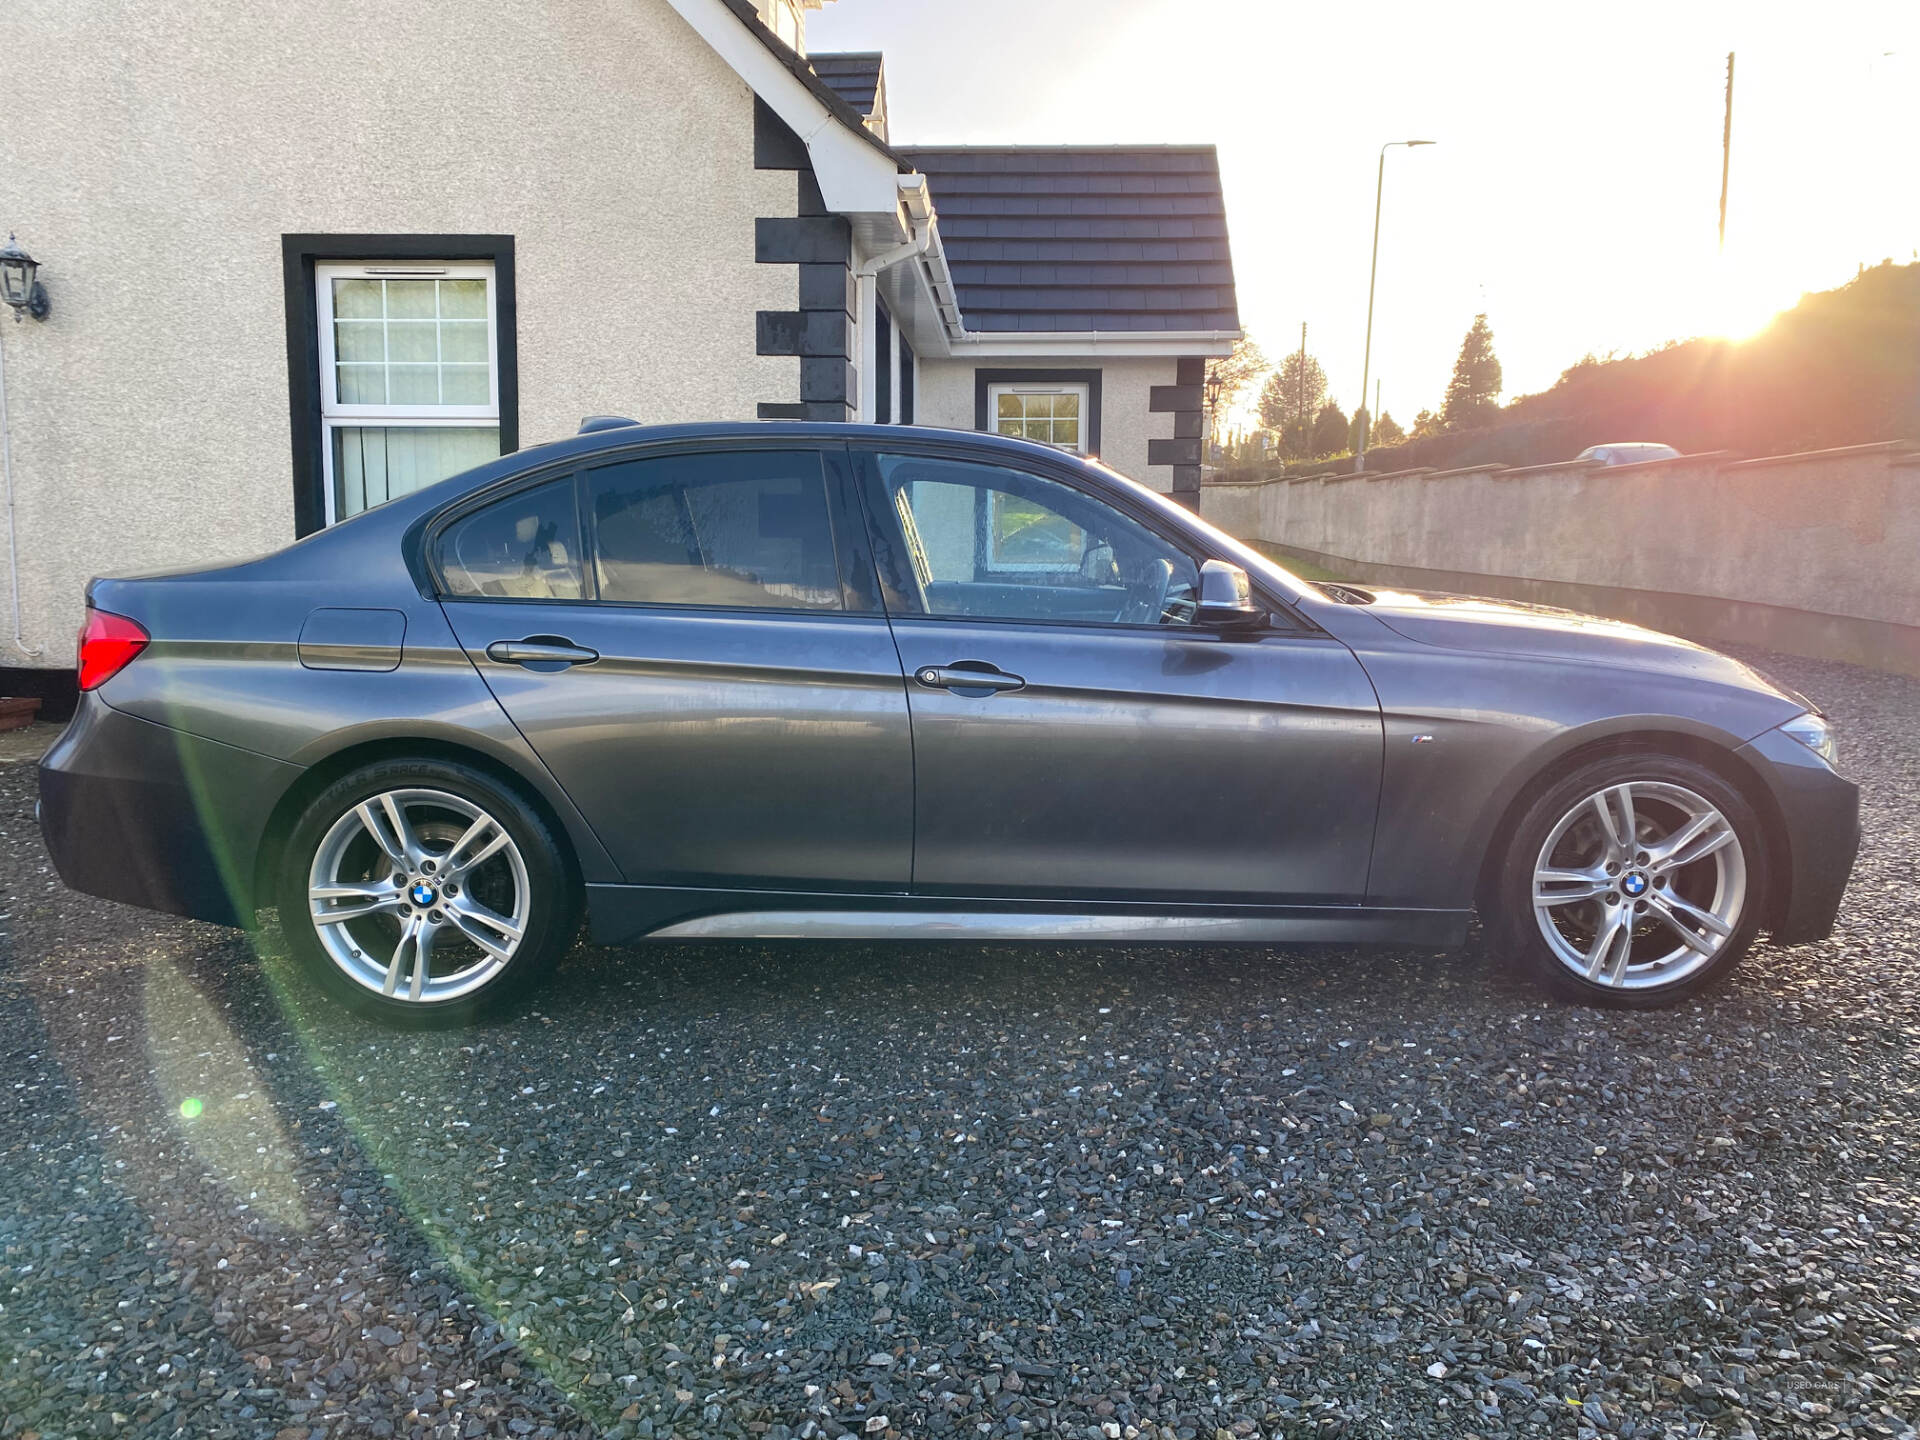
486;637;600;668
914;663;1025;693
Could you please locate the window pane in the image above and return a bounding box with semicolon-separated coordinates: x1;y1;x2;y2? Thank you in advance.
383;321;436;363
440;320;489;363
332;278;384;319
388;365;440;404
878;454;1198;626
440;278;488;318
437;477;583;600
441;365;491;405
384;279;438;319
335;364;387;405
1055;392;1079;418
996;419;1022;438
996;393;1021;420
334;320;385;363
334;426;499;518
587;451;842;611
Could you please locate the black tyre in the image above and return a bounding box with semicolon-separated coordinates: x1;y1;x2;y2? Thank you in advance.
1491;752;1769;1008
277;758;579;1025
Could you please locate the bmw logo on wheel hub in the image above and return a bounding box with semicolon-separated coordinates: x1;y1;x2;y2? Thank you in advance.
1621;871;1649;898
410;882;438;908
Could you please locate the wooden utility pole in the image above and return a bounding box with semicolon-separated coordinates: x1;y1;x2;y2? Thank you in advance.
1297;322;1307;453
1719;51;1735;250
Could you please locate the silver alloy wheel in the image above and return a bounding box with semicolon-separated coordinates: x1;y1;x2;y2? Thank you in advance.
307;787;529;1004
1531;780;1747;991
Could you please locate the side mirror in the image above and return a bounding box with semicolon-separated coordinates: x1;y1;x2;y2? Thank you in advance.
1195;559;1264;628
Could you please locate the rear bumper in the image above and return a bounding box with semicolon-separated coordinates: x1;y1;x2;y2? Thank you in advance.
1735;725;1860;945
37;692;301;927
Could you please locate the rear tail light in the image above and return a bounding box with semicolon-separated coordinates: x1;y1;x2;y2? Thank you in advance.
77;608;149;691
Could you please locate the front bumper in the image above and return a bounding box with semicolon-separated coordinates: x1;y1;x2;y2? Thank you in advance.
1735;724;1861;945
37;692;302;927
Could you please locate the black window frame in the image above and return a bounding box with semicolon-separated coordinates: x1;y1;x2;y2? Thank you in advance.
283;233;519;539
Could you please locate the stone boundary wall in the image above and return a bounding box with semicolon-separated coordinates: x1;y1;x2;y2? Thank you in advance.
1200;442;1920;677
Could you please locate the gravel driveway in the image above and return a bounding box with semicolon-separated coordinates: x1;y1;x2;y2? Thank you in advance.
3;648;1917;1440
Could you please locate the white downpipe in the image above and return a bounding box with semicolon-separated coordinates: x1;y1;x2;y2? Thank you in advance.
856;174;934;279
854;176;936;423
0;330;40;659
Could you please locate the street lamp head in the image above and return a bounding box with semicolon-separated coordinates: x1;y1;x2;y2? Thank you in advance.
1403;139;1437;147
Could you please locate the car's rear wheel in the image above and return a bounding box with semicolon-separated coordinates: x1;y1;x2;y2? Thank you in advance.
278;759;578;1025
1493;753;1768;1007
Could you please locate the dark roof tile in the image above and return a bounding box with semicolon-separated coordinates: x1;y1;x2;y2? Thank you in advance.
808;51;883;117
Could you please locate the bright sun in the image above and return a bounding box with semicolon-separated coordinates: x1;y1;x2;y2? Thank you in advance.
1698;258;1798;342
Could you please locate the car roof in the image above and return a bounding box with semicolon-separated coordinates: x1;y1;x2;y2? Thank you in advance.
521;419;1068;464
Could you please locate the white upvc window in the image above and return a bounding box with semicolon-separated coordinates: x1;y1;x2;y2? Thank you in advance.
316;261;501;523
989;382;1089;453
761;0;803;50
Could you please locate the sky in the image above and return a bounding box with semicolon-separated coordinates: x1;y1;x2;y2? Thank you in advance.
809;0;1920;428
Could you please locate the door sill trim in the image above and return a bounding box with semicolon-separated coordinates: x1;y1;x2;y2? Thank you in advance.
648;908;1462;944
585;884;1468;947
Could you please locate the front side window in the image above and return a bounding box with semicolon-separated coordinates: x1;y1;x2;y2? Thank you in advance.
318;262;501;521
585;450;843;612
989;383;1087;453
438;479;583;600
875;454;1198;627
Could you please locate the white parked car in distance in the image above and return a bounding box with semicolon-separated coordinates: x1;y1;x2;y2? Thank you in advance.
1576;442;1681;466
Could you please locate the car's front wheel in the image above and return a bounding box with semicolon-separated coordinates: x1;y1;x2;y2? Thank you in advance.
278;759;579;1024
1494;753;1768;1007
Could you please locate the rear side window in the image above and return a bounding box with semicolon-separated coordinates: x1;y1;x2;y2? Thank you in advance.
438;478;584;600
584;450;843;611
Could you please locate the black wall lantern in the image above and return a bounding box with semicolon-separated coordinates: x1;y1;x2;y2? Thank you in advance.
0;234;50;322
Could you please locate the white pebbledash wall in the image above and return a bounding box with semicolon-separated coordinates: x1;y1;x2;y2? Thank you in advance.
913;357;1180;493
1201;443;1920;677
0;0;796;667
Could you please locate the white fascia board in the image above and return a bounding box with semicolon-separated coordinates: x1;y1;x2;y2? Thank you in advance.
665;0;902;220
942;331;1241;360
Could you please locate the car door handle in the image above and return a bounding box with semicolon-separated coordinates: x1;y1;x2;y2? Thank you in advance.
914;663;1025;693
485;637;600;668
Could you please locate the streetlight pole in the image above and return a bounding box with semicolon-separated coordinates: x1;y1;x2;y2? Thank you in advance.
1356;139;1434;472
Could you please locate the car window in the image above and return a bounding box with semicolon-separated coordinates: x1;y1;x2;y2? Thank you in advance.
437;478;584;600
583;450;844;612
874;454;1199;627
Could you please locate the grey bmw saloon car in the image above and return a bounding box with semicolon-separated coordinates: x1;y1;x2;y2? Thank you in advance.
39;422;1858;1023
